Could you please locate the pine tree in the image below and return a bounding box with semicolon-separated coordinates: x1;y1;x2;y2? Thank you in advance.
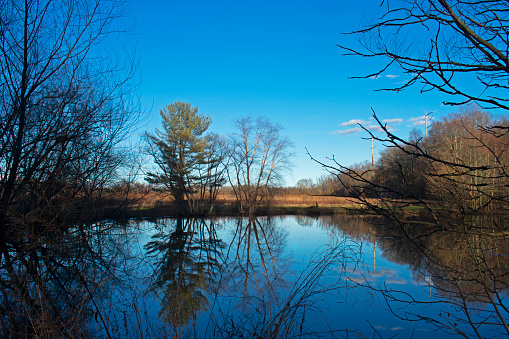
146;102;225;215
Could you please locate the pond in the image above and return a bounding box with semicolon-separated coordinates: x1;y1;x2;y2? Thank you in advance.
86;215;509;338
2;214;508;337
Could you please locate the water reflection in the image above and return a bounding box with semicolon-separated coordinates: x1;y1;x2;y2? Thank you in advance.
143;216;360;338
209;216;354;338
320;214;509;337
224;217;290;303
0;221;133;337
144;218;224;336
2;214;509;338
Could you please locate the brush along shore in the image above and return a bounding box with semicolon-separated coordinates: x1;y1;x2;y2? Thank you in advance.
118;193;399;219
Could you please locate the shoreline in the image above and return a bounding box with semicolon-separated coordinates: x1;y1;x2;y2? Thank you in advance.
123;204;369;219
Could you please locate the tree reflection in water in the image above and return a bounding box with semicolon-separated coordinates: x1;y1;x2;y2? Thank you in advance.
143;216;296;337
6;214;508;338
210;216;359;338
144;218;224;337
144;216;361;338
0;220;136;337
225;217;290;305
320;214;509;338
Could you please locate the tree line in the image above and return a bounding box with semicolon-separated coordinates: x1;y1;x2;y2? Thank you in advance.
144;100;509;216
307;105;509;213
316;1;509;336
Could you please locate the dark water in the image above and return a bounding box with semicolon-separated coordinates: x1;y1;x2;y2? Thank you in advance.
2;214;508;338
87;215;509;338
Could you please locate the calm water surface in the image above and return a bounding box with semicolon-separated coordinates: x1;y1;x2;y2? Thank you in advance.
94;215;508;338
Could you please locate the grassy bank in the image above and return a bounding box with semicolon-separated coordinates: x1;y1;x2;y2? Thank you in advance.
120;193;376;219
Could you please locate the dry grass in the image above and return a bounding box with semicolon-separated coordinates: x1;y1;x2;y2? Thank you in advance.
131;192;373;209
127;190;174;209
217;193;378;208
271;194;369;207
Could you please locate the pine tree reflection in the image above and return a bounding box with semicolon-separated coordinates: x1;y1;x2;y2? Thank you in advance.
144;218;224;336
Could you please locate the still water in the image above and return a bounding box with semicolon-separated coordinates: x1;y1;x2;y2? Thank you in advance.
90;215;509;338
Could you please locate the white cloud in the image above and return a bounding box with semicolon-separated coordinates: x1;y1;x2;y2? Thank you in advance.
334;127;362;134
386;278;408;285
369;74;399;79
336;118;400;134
408;115;427;127
382;118;403;124
369;268;398;277
339;119;366;127
409;116;425;122
366;125;384;133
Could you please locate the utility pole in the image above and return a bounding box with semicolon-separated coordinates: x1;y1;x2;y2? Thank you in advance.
371;136;374;170
373;230;376;270
425;110;428;139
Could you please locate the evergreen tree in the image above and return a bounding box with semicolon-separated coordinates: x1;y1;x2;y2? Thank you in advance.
146;102;225;215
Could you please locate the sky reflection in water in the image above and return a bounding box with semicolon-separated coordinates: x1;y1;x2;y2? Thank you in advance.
98;215;502;338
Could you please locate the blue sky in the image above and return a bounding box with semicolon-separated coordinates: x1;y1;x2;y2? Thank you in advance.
122;0;456;186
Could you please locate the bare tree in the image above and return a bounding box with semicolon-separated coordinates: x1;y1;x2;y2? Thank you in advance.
315;174;339;196
371;128;428;200
295;178;315;194
313;108;509;210
306;1;509;334
332;0;509;214
425;106;509;211
341;0;509;110
227;117;294;214
0;0;139;335
311;107;509;337
0;0;137;230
